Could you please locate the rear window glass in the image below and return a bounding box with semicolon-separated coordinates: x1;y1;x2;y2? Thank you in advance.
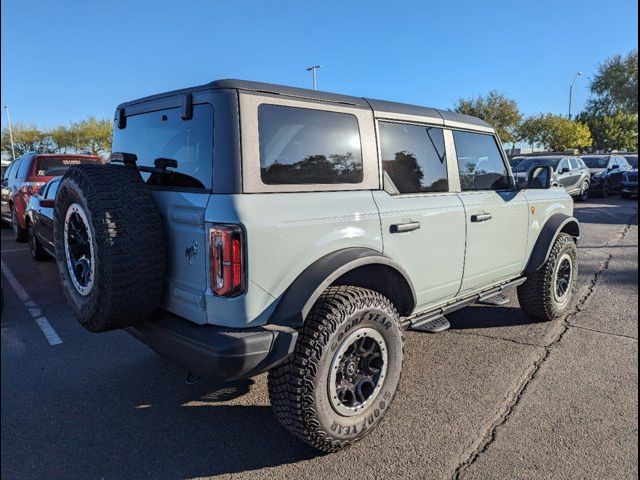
112;104;213;189
258;104;363;185
35;156;99;177
379;122;448;194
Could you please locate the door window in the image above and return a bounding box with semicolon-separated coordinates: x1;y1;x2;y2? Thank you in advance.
453;131;510;191
558;158;570;172
569;158;580;170
378;122;448;194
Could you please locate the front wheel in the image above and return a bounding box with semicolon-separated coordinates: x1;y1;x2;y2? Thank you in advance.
518;233;578;321
268;286;404;452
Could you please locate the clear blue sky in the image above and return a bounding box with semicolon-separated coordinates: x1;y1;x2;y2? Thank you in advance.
1;0;637;129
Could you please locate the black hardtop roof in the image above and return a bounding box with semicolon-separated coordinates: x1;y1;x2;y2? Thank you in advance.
116;79;493;130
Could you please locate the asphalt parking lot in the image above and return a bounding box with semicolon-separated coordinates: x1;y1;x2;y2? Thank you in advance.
1;197;638;480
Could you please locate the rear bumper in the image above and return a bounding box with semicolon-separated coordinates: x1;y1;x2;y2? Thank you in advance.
126;311;298;381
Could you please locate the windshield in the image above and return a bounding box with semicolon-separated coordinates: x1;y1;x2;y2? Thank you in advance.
581;156;608;169
512;158;560;172
624;155;638;168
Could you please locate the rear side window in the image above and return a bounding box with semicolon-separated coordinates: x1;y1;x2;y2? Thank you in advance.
379;122;448;194
569;158;580;170
453;131;510;191
258;105;363;185
112;104;214;189
47;181;60;199
34;156;99;177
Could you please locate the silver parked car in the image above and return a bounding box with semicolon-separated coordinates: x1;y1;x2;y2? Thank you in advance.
511;155;591;201
52;79;580;452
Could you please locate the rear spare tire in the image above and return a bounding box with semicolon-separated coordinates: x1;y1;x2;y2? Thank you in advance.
54;164;165;332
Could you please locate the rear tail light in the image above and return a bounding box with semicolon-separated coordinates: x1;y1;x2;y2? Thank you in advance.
210;225;244;297
18;181;46;195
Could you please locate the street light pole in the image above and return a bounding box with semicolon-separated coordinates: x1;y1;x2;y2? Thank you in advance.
3;106;16;161
306;65;322;90
568;72;582;120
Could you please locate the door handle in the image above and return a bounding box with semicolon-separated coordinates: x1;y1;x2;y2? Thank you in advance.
471;213;492;223
390;221;421;233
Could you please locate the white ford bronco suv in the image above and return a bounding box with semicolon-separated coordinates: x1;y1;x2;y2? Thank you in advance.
53;80;579;452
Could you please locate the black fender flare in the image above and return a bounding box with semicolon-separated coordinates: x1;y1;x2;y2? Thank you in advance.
268;247;416;328
524;213;580;274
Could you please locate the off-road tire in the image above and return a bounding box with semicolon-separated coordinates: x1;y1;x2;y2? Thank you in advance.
11;206;28;242
54;164;165;332
518;233;577;321
267;286;404;452
28;219;48;261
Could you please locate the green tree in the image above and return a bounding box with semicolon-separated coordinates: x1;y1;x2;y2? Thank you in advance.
586;50;638;115
577;110;638;152
535;114;592;151
1;123;55;157
517;115;547;150
71;116;112;156
49;125;75;153
454;90;522;143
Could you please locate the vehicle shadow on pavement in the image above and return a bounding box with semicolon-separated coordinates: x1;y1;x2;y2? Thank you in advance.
447;305;546;330
90;358;322;478
2;349;322;480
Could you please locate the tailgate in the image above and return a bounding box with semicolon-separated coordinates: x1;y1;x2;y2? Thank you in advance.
152;190;210;324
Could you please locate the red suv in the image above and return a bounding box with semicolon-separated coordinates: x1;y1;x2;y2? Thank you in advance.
1;153;102;241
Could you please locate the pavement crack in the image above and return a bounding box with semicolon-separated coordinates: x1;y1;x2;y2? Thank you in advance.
452;220;633;480
566;324;638;341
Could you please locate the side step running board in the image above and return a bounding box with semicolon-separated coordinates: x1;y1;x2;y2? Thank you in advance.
402;277;527;331
411;315;450;333
477;293;510;306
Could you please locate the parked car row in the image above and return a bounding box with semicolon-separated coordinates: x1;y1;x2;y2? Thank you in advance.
510;152;637;200
1;154;102;257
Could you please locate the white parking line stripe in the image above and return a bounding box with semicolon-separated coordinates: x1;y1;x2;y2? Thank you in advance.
1;260;63;346
1;247;30;253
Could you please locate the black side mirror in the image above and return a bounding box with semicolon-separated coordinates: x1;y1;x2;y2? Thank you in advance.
526;165;553;189
559;167;570;174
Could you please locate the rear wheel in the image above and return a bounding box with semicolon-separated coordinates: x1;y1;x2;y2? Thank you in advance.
28;220;48;261
518;233;578;321
268;286;404;452
11;206;27;242
54;164;166;332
